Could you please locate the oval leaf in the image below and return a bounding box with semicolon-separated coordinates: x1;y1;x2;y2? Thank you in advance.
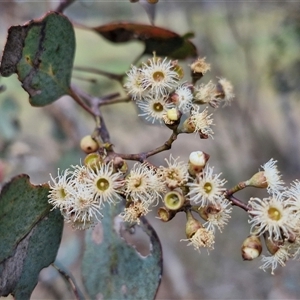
93;22;197;59
0;175;64;298
0;11;75;106
82;203;163;300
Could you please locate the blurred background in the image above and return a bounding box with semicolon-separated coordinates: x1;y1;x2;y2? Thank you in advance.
1;0;300;299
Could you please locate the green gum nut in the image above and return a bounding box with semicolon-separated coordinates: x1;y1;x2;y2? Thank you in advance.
157;207;176;222
164;190;185;211
80;135;99;154
185;210;203;239
84;153;103;170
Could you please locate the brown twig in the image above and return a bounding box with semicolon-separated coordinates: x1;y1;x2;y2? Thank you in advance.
226;194;249;212
97;114;111;143
113;131;179;162
226;181;247;197
55;0;76;13
71;85;129;107
71;86;116;143
68;87;95;117
145;131;178;158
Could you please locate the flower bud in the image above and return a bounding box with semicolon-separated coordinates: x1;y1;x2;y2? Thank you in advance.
181;116;195;133
196;204;221;221
157;207;176;222
179;107;214;138
84;153;103;170
264;235;283;255
241;235;262;261
245;171;268;189
80;135;99;154
252;172;272;189
190;57;210;84
163;108;182;130
113;156;128;173
198;132;209;139
185;211;203;239
188;151;209;176
171;61;184;80
164;190;185;211
167;108;181;122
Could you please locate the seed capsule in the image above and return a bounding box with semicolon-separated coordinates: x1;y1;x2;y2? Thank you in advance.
80;135;99;154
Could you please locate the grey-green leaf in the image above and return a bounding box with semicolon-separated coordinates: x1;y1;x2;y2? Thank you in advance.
82;203;163;300
0;11;75;106
0;175;64;298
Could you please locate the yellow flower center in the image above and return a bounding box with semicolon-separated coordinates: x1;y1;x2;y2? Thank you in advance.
153;71;165;82
203;182;212;194
133;177;142;188
268;207;281;221
59;188;67;199
96;177;109;191
77;197;89;208
167;170;177;180
153;102;163;112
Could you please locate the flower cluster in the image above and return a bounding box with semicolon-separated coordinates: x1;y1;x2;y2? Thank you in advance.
48;139;300;274
155;152;232;252
120;162;165;224
244;159;300;274
120;155;189;224
47;52;300;275
48;162;124;230
48;150;232;255
124;54;234;137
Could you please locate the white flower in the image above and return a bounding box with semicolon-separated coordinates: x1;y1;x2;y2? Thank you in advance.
289;235;300;260
248;193;296;240
48;168;75;210
181;227;215;253
203;198;232;233
261;158;285;194
285;180;300;213
141;56;179;96
137;95;173;124
260;245;290;275
68;187;102;225
124;65;148;100
158;154;189;189
193;81;216;106
184;106;214;138
190;57;211;74
85;161;124;207
48;163;124;230
124;162;162;205
120;200;151;224
173;84;193;113
70;163;90;185
217;77;235;106
187;164;227;206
